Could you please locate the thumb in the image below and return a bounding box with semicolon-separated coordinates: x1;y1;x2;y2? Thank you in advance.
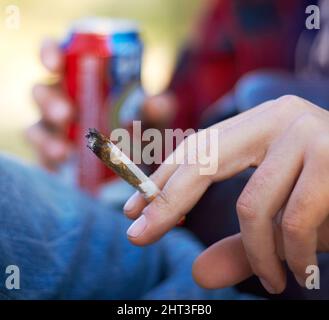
192;234;253;289
193;226;288;289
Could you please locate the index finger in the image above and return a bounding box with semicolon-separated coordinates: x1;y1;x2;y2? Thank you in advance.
127;162;212;245
126;100;291;245
125;97;311;246
124;99;276;219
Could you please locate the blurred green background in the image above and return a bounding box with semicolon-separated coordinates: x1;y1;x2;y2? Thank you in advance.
0;0;203;160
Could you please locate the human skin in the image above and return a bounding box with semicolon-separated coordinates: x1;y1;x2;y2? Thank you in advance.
123;95;329;294
27;39;175;170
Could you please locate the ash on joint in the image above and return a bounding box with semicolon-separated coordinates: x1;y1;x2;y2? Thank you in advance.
86;128;108;156
85;128;143;188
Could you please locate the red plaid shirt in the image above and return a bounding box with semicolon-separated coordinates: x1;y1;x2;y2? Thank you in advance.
170;0;311;130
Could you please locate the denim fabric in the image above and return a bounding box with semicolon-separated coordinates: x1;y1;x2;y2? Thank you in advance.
0;153;254;300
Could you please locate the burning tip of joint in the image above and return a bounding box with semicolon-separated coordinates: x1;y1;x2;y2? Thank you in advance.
86;128;101;151
85;128;111;155
85;128;100;139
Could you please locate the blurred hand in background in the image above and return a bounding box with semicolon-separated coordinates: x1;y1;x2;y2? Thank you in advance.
26;39;73;170
26;39;177;171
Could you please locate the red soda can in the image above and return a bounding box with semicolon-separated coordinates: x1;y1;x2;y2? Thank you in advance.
62;18;144;193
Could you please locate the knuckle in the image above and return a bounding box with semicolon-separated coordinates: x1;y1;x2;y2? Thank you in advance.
308;134;329;160
276;94;302;106
265;95;307;128
236;189;258;221
273;95;315;124
146;188;176;217
282;212;306;240
254;163;275;187
291;112;319;133
275;95;306;112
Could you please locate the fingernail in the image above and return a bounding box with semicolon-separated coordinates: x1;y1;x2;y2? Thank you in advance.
127;215;147;238
123;194;137;213
259;278;277;294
